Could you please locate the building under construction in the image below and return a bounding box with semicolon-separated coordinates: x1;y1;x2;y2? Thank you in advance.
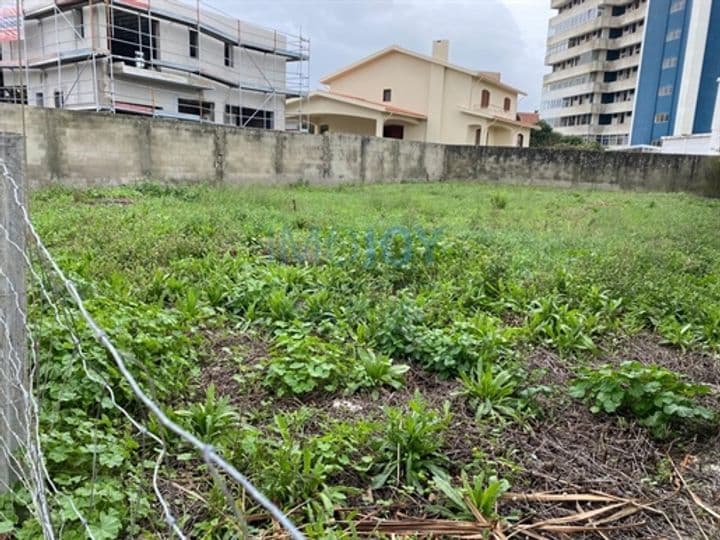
0;0;310;130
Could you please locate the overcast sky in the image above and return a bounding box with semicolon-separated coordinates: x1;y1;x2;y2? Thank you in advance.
210;0;553;111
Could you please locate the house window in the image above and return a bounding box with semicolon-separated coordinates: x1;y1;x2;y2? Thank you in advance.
319;124;329;134
35;92;43;107
189;29;199;58
503;97;511;112
658;85;673;97
178;98;214;121
655;112;669;123
481;89;490;108
662;57;678;69
383;125;404;139
54;91;63;108
242;107;274;129
475;128;483;146
382;88;392;102
110;11;158;66
224;105;240;125
224;43;234;67
517;133;524;147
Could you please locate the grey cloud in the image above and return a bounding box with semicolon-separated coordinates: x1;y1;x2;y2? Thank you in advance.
211;0;551;110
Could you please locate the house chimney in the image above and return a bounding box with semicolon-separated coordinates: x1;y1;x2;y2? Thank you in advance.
711;77;720;154
432;40;449;62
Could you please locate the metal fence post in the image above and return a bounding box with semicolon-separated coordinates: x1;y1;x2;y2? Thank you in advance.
0;132;27;492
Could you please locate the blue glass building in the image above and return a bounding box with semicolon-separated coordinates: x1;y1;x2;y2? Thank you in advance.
631;0;720;145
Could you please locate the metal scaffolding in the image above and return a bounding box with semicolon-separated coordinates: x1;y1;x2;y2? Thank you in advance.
0;0;310;130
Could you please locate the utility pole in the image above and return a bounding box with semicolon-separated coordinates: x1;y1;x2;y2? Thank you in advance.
0;132;27;493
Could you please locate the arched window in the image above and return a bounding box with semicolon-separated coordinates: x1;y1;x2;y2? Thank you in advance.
475;127;483;146
517;133;525;147
504;97;511;112
481;90;490;108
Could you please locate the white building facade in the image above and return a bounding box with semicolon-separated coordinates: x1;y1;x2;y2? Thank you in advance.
0;0;309;130
541;0;648;147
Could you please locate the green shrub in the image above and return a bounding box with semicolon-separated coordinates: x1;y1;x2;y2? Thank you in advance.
348;348;410;396
489;194;508;210
459;362;543;423
528;296;600;354
570;361;716;438
433;471;510;520
371;393;451;490
264;323;350;396
175;385;240;448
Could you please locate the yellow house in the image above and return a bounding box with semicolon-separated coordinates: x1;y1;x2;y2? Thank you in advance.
287;40;537;147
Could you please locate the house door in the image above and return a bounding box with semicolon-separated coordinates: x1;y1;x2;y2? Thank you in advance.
383;125;404;139
475;128;483;146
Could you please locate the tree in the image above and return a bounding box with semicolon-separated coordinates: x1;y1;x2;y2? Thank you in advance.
530;120;604;151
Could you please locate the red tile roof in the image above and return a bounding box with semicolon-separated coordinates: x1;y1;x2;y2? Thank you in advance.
516;112;540;125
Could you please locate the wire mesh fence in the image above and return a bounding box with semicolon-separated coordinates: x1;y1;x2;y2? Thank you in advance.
0;140;304;538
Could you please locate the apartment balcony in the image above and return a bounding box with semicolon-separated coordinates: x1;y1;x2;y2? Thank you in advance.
597;100;634;114
543;61;606;85
545;38;609;65
591;123;631;135
542;80;602;100
612;7;647;27
542;102;599;119
608;32;643;50
605;55;641;72
553;122;630;138
600;76;638;93
552;124;595;137
548;15;612;45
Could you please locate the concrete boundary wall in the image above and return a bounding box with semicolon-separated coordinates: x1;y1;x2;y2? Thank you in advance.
1;104;719;196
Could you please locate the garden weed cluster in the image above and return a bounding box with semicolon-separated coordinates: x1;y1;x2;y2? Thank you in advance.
9;182;720;537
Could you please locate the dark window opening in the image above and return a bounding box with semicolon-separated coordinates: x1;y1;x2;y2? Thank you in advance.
224;43;234;67
383;125;404;139
110;11;158;67
179;98;214;121
598;114;612;125
517;133;524;147
35;92;43;106
475;127;483;146
0;76;28;104
481;89;490;108
603;71;617;83
242;107;274;129
503;97;511;112
382;88;392;102
189;29;199;58
224;105;274;129
54;91;64;108
319;124;329;134
74;8;84;39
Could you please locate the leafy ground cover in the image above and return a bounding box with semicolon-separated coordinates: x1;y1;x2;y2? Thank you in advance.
8;181;720;538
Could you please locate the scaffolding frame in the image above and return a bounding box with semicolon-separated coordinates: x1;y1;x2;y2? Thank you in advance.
0;0;310;131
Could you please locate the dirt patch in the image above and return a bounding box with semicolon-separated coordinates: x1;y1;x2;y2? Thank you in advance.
195;329;270;409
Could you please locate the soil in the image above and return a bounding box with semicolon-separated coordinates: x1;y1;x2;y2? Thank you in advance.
191;331;720;539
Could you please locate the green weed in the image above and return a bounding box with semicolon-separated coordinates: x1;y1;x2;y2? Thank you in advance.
570;361;716;439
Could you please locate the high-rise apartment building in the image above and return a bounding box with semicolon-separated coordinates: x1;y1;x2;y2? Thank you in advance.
631;0;720;145
541;0;648;147
541;0;720;148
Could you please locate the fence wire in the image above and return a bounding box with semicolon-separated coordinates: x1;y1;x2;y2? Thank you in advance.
0;158;305;539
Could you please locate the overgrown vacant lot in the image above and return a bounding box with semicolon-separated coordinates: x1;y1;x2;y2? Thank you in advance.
18;182;720;538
